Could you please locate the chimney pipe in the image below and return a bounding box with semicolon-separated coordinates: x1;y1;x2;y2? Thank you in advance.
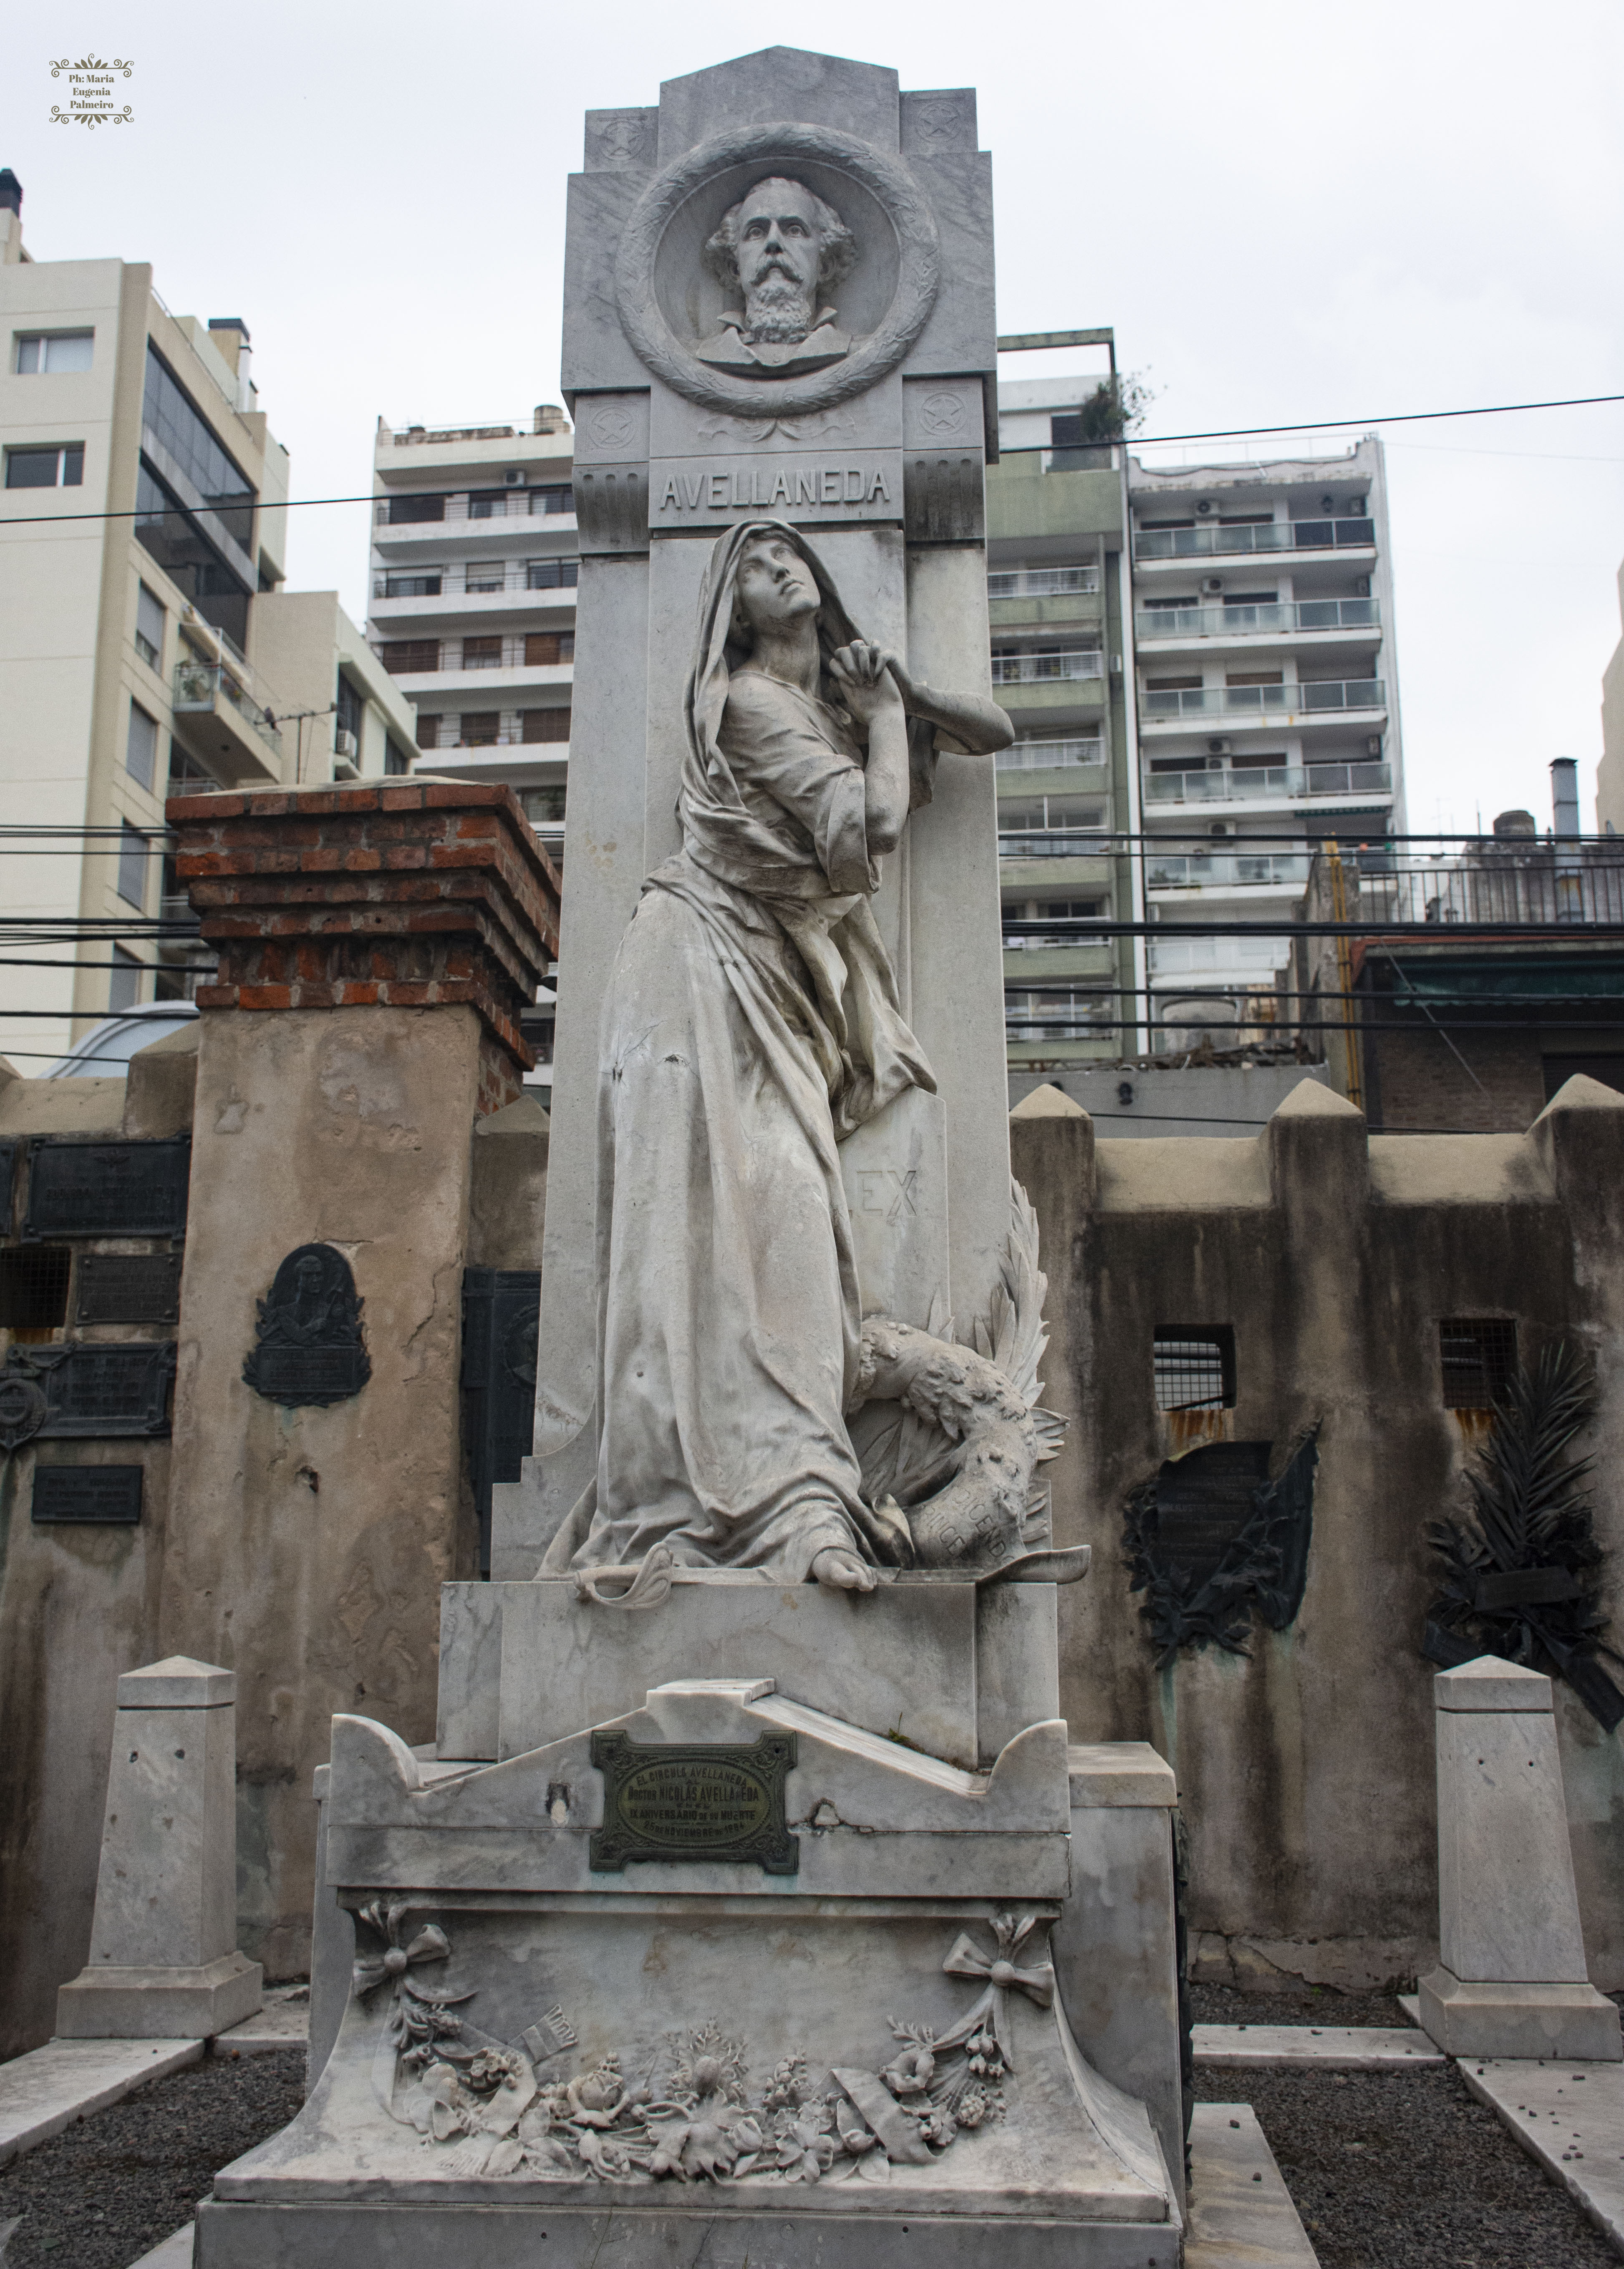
1551;756;1580;840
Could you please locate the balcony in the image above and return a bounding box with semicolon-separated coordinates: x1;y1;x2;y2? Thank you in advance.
991;648;1104;687
999;828;1112;860
171;654;284;783
1146;852;1309;891
375;487;574;529
1133;517;1375;562
1143;761;1392;806
1136;598;1379;640
996;736;1103;772
1148;935;1293;977
373;560;580;601
988;566;1101;600
1141;678;1385;722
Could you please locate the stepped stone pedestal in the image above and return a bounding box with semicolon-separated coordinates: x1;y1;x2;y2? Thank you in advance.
1417;1656;1621;2062
56;1658;262;2040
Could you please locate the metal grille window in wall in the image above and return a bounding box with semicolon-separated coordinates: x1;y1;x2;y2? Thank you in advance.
1439;1319;1517;1409
1153;1327;1237;1413
0;1245;72;1338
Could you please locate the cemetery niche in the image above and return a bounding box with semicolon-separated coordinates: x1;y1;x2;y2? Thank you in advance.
242;1243;371;1411
1122;1435;1317;1666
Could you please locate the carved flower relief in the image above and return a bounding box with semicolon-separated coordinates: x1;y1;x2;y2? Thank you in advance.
358;1906;1050;2187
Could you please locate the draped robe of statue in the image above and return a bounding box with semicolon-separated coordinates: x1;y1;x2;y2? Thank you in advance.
560;520;995;1583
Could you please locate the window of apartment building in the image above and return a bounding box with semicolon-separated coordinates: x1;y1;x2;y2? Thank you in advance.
166;745;218;794
416;715;440;750
380;640;439;674
382;571;441;598
135;582;166;668
15;330;94;374
1217;512;1273;527
5;443;84;488
388;492;446;524
458;712;502;747
125;701;160;793
1226;671;1283;688
141;345;255;545
109;945;144;1013
1041;898;1105;919
335;670;364;755
1439;1319;1516;1409
1138;518;1194;531
1153;1327;1236;1413
524;632;575;668
1225;591;1278;607
468;490;508;520
462;635;503;669
134;461;250;650
527;558;580;590
1005;988;1107;1037
385;738;411;777
464;560;507;594
522;708;571;744
1146;675;1202;691
530;485;572;515
116;825;150;910
524;786;567;823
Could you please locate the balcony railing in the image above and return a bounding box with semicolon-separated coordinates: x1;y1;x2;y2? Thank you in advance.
1143;761;1392;805
1306;847;1624;928
999;829;1112;859
996;736;1104;772
1003;915;1110;950
1133;517;1375;561
1136;598;1379;639
991;648;1105;686
377;487;574;527
1142;678;1385;719
1146;853;1309;890
1149;935;1293;975
989;565;1101;600
172;657;283;758
374;560;580;600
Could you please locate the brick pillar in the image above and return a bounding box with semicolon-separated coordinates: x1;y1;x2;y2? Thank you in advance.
158;784;556;1977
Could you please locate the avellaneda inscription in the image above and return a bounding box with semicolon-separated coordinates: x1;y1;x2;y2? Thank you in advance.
654;457;898;520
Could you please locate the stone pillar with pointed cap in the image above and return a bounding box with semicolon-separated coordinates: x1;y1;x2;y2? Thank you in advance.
55;1656;262;2039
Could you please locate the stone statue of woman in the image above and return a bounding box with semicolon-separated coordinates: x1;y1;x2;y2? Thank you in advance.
547;520;1016;1592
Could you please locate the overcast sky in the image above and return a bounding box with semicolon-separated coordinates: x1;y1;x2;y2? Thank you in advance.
10;0;1622;833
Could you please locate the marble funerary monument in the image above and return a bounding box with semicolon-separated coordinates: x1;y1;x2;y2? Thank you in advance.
199;48;1186;2264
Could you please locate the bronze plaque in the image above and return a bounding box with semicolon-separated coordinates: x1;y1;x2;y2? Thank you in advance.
589;1731;797;1875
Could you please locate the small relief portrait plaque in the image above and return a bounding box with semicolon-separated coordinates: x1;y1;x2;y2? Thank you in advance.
590;1731;799;1874
243;1243;371;1410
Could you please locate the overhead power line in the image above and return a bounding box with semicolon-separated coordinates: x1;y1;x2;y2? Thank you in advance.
2;393;1621;529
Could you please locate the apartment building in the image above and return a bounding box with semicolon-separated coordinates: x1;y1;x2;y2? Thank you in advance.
368;414;576;844
988;363;1143;1081
0;173;416;1067
1126;438;1405;1042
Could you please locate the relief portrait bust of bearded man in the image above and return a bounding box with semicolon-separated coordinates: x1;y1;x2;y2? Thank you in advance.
696;176;856;377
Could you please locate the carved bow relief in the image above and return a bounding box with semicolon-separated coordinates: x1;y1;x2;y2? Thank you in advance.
351;1901;1060;2184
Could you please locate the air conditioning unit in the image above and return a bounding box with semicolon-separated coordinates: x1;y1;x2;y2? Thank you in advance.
1320;494;1336;513
1210;821;1236;838
1366;734;1383;757
335;728;358;758
1196;499;1214;516
1201;576;1223;595
1207;737;1232;757
1354;576;1371;597
504;469;526;487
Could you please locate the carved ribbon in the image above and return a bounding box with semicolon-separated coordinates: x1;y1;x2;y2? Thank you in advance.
936;1909;1055;2070
352;1898;451;1997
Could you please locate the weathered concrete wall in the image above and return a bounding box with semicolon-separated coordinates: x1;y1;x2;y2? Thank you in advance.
468;1095;550;1270
0;1034;196;2056
157;1007;484;1980
1014;1076;1624;1993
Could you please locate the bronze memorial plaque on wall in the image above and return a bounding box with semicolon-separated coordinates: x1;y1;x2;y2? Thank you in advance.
32;1465;144;1525
76;1253;184;1325
589;1732;798;1874
23;1136;190;1240
243;1243;371;1409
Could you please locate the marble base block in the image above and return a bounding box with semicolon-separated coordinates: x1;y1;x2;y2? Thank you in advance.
1418;1968;1623;2062
57;1951;264;2041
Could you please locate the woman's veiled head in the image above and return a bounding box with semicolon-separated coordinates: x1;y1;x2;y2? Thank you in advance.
729;529;821;646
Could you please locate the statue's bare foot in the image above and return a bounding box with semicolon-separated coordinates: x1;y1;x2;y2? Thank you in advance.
811;1547;876;1593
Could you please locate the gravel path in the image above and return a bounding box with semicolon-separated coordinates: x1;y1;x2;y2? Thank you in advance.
1190;1987;1622;2268
0;2051;303;2269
